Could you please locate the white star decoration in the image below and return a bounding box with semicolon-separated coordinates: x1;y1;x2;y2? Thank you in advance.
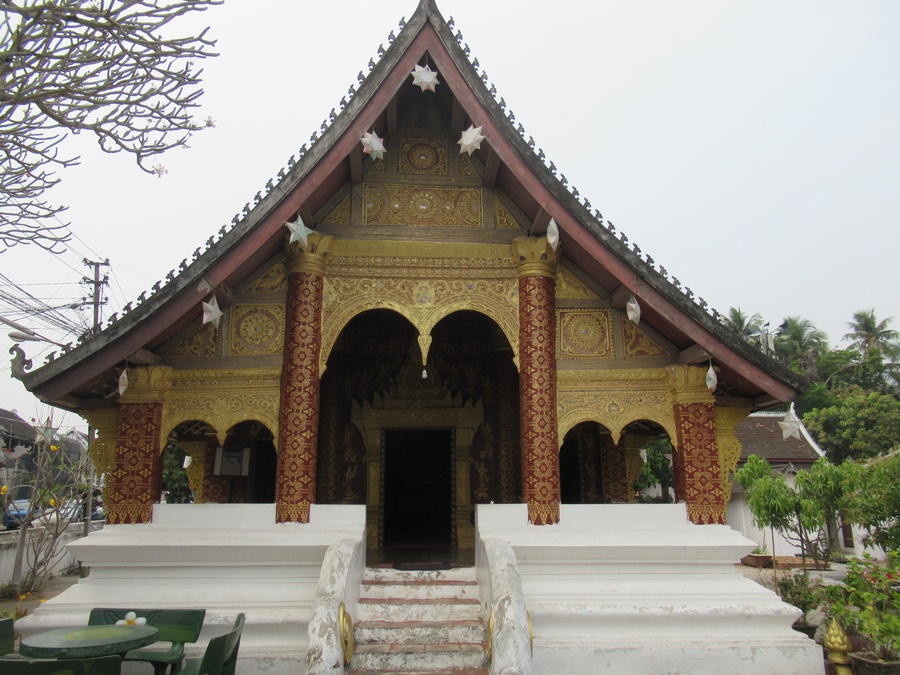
118;368;129;397
410;64;440;92
285;215;313;247
778;406;803;440
34;418;56;445
360;131;386;160
626;294;641;325
706;363;718;392
458;125;485;155
546;218;560;251
202;295;224;330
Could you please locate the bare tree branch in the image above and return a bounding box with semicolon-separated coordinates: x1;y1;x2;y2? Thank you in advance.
0;0;220;253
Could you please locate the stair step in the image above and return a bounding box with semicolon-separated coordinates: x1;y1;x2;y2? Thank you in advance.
357;619;485;645
358;599;482;623
350;670;488;675
363;579;479;600
350;642;487;672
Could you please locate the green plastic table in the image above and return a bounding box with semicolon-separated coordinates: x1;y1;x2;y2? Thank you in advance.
20;624;159;659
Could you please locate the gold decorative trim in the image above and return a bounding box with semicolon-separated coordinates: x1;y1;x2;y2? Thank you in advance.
557;310;613;359
556;266;598;300
624;321;670;358
163;322;218;357
230;305;285;356
715;406;750;500
363;184;483;228
161;368;281;449
512;236;559;279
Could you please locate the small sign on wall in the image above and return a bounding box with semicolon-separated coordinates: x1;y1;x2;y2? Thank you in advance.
214;447;251;477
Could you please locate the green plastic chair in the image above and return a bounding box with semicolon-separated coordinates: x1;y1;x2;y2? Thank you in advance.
0;616;14;656
0;655;122;675
87;609;205;675
178;613;244;675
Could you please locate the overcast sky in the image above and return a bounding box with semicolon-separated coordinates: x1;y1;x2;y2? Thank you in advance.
2;0;898;432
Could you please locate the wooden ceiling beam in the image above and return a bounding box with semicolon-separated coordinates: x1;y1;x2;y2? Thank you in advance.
387;95;398;137
349;143;364;183
482;149;500;188
129;348;161;366
300;202;315;228
450;97;465;141
609;284;632;309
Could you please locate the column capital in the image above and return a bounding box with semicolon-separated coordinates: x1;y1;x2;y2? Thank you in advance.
511;236;559;279
119;365;173;404
666;365;714;405
285;232;335;276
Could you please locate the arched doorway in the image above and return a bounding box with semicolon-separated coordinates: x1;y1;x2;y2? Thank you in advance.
317;309;518;562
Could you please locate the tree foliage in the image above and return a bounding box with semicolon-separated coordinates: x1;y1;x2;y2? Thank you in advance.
161;443;192;504
842;452;900;552
0;0;220;252
633;438;674;502
802;387;900;464
734;455;851;568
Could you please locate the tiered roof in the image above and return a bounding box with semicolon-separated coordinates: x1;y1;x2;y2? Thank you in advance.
19;0;804;408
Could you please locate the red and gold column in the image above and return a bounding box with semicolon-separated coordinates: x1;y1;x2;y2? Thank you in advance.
105;367;171;524
668;365;726;524
512;235;560;525
276;231;334;523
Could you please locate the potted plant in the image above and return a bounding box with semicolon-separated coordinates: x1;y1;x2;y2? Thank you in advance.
825;551;900;674
776;570;821;639
741;544;773;568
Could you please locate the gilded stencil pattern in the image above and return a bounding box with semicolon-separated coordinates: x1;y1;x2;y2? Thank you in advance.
399;138;448;175
107;402;163;524
163;322;217;357
322;193;352;226
459;153;477;177
230;305;285;355
494;199;519;229
321;260;519;376
557;310;613;359
715;407;749;502
555;267;598;300
624;321;669;358
161;371;280;450
518;275;560;525
277;271;323;523
673;401;726;525
600;440;628;502
245;263;287;294
364;184;483;228
557;390;676;445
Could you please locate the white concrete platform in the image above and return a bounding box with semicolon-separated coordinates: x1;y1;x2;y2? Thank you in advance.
18;504;366;675
476;503;824;675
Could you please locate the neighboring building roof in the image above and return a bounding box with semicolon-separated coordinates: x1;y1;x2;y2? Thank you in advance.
0;408;35;445
736;411;824;465
17;0;805;409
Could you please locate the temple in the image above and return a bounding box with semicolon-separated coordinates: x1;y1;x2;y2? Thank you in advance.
15;1;823;673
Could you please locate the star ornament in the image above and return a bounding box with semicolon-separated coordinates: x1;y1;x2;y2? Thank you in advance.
706;363;718;392
202;295;224;330
626;294;641;325
34;418;57;445
118;368;129;397
458;125;485;155
778;406;803;440
285;215;313;247
546;218;560;251
410;63;440;92
360;131;386;161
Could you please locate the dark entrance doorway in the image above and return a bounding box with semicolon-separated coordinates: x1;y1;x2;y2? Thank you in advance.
383;429;452;553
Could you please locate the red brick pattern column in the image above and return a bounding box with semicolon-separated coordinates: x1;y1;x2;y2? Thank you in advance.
513;236;560;525
276;232;334;523
106;401;164;524
673;401;726;524
600;439;629;503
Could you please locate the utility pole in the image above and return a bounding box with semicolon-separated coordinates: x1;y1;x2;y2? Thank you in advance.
80;259;109;557
81;259;109;336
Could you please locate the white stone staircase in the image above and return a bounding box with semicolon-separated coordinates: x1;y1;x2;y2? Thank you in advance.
349;566;488;675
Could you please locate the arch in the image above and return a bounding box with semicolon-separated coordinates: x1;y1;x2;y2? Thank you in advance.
319;275;520;376
557;399;677;446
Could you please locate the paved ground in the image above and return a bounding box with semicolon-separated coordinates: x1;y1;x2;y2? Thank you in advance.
0;571;81;620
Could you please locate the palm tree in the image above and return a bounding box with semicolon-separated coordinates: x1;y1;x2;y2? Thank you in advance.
843;309;900;359
724;307;764;339
776;316;828;378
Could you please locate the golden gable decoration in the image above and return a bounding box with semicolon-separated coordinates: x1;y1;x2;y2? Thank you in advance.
494;198;520;229
321;193;352;226
363;184;483;227
230;305;285;355
400;138;448;175
556;267;599;300
557;310;613;359
244;263;287;294
623;320;669;358
163;321;217;357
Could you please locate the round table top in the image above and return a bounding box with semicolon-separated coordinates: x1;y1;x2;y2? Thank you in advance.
20;624;159;659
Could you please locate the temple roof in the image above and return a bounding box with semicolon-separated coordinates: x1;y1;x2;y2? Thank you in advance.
736;411;823;465
18;0;804;408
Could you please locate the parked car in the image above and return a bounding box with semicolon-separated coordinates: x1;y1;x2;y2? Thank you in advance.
39;501;85;526
3;498;37;530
